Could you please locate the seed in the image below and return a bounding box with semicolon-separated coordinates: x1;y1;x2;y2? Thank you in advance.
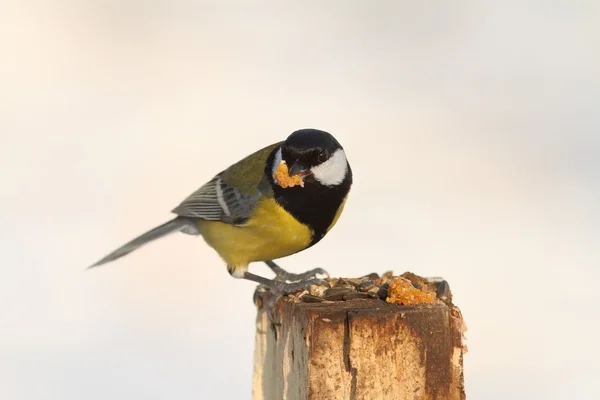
301;294;324;303
361;272;380;281
324;287;355;295
324;287;356;301
435;280;451;302
358;280;376;292
333;278;355;288
411;281;422;290
345;278;363;288
343;292;372;300
378;283;390;300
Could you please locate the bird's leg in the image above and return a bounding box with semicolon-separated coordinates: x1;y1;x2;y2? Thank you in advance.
265;260;329;282
244;271;327;324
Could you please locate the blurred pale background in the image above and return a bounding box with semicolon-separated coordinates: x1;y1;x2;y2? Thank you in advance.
1;1;599;399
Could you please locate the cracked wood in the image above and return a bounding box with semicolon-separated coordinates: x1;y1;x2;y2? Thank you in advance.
252;298;466;400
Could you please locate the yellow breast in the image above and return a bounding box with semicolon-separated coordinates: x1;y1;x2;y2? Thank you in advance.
196;197;313;270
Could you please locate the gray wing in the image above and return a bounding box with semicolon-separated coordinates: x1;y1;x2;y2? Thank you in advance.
171;173;268;225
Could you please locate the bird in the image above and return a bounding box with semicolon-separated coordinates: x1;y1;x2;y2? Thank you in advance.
89;128;353;298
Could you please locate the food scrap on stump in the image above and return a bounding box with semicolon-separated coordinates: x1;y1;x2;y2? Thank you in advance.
254;270;455;309
386;276;436;305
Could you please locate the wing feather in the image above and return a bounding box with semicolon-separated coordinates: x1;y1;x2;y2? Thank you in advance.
171;142;281;225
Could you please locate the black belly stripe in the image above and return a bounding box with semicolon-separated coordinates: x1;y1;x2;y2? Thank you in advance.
265;149;353;247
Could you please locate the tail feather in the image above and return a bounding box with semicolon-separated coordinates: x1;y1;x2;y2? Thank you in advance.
88;217;192;268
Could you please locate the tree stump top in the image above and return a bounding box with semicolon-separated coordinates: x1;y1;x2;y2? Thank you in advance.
252;272;468;400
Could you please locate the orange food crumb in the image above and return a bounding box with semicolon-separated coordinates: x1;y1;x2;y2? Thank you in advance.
386;277;436;305
273;160;305;188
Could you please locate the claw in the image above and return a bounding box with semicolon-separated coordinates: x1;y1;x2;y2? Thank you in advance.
265;261;329;282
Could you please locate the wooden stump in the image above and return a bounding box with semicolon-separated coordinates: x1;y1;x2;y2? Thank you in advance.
252;279;467;400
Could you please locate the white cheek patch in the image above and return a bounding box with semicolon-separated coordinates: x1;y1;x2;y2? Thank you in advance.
311;149;348;186
271;147;283;178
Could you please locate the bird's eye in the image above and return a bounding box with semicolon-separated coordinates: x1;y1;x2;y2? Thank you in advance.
317;151;328;163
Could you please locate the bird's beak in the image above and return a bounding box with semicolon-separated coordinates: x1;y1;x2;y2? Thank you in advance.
288;163;311;177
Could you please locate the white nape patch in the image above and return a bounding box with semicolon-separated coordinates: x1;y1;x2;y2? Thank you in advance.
311;149;348;186
215;176;231;216
271;147;283;179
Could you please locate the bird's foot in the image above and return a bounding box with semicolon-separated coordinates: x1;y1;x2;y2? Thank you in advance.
270;277;329;295
265;278;328;325
274;267;329;282
247;272;328;325
265;260;329;282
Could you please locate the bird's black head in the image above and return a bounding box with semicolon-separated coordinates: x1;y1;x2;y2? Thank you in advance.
274;129;348;187
282;128;342;168
266;128;352;246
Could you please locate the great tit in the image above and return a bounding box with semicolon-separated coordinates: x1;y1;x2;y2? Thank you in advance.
90;128;353;295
